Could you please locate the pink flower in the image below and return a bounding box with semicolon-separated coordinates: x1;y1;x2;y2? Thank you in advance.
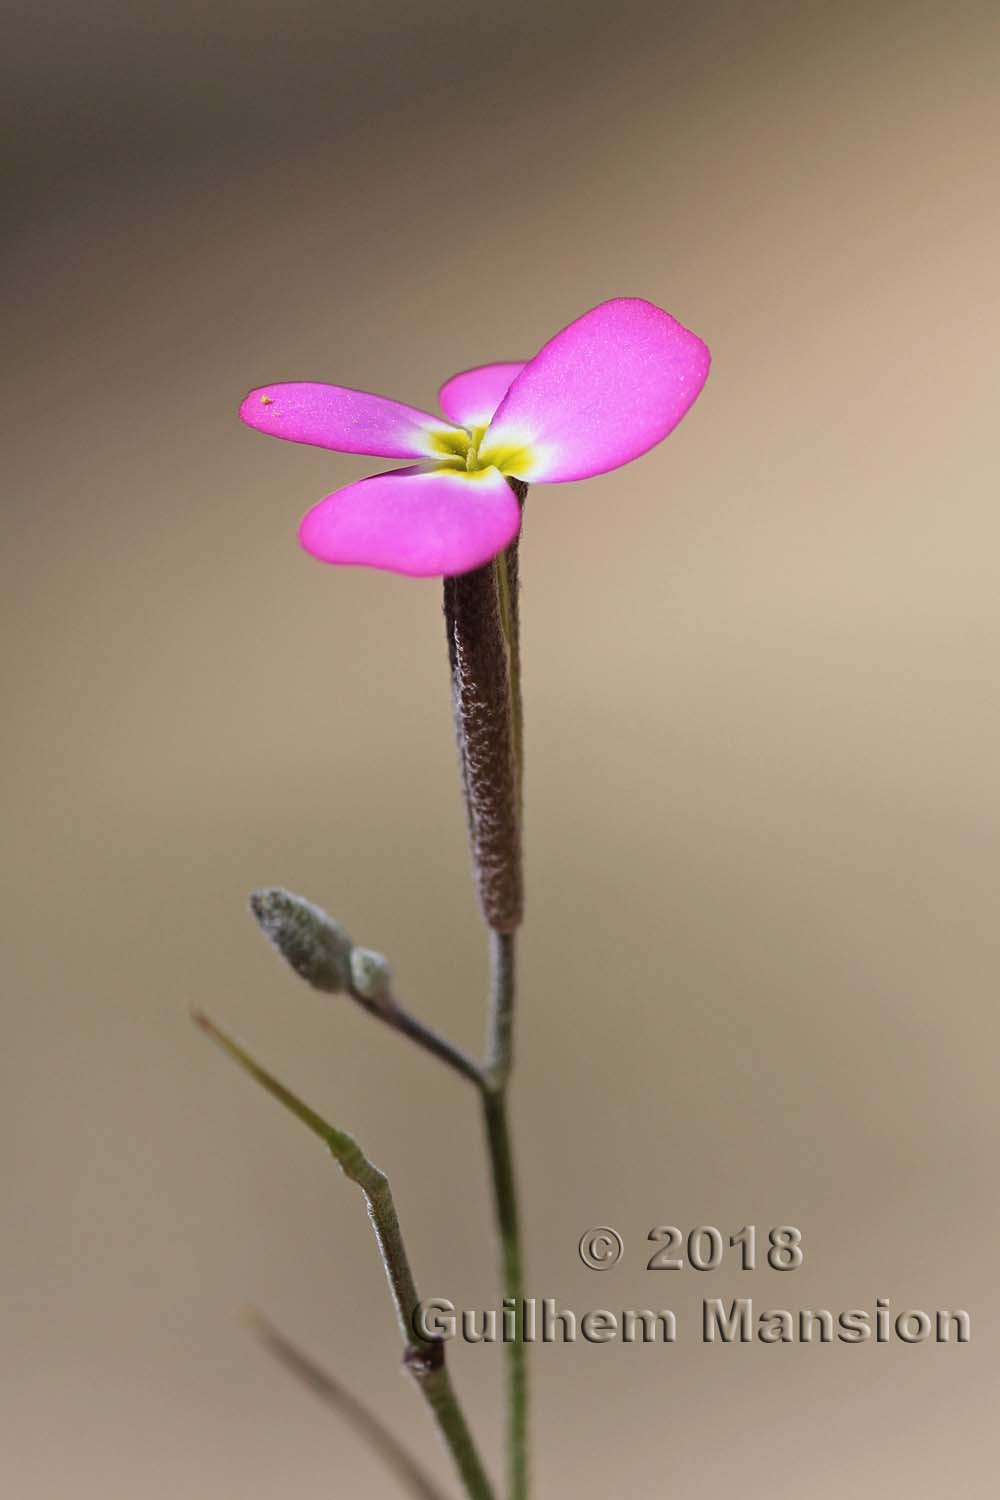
240;298;711;579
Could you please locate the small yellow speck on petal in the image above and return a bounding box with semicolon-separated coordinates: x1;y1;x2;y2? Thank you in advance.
261;395;275;406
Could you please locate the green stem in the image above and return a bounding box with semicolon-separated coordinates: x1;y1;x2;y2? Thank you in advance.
194;1011;497;1500
481;932;527;1500
484;928;516;1086
373;990;485;1088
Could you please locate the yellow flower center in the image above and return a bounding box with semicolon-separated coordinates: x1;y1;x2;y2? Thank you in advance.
431;426;534;481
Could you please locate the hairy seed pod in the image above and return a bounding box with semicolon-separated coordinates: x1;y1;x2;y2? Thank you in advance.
249;887;353;992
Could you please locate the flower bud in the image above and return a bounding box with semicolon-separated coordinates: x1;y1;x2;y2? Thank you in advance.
349;946;392;1003
249;887;353;993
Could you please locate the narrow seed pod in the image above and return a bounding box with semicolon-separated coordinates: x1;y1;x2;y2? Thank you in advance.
249;887;353;993
442;481;526;932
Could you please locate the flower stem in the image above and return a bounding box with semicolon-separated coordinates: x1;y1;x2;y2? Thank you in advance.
353;985;486;1088
481;931;527;1500
193;1011;497;1500
443;492;530;1500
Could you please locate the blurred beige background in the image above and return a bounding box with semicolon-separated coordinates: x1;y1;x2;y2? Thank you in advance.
4;0;999;1494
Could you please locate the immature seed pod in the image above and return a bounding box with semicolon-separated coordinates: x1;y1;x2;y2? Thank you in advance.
249;887;353;993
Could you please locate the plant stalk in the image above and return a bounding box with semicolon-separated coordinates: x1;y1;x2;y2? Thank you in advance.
444;490;529;1500
482;931;527;1500
194;1011;497;1500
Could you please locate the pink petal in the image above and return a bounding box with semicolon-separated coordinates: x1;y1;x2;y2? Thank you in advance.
438;362;527;429
240;382;463;459
298;465;523;578
480;298;711;483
